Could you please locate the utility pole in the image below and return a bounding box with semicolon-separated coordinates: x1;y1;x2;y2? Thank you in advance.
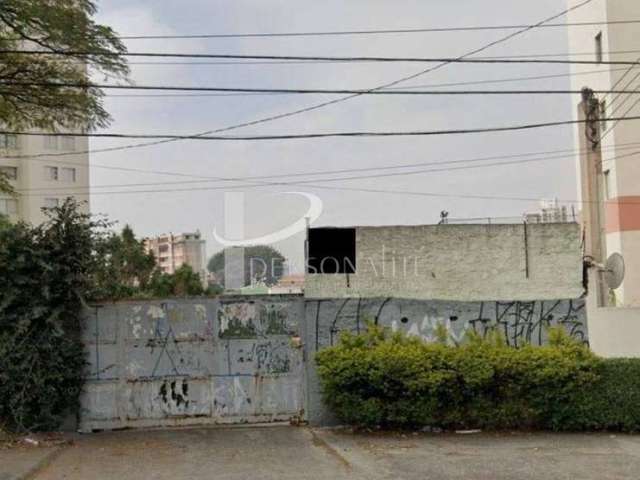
578;87;608;306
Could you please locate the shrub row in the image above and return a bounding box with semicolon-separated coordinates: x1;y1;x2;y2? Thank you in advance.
315;326;640;431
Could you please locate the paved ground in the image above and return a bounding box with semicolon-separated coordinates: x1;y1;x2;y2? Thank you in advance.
4;425;640;480
0;445;63;480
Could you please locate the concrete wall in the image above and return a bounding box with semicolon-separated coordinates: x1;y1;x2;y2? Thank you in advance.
306;224;583;301
301;296;587;425
80;296;305;432
80;294;587;429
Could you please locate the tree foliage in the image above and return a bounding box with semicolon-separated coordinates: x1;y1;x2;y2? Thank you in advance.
0;0;128;131
0;199;107;431
148;264;205;298
208;245;286;287
94;225;156;299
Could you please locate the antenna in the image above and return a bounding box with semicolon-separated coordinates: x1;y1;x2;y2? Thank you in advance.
603;252;625;290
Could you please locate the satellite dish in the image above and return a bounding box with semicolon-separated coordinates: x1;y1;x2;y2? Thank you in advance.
604;253;625;290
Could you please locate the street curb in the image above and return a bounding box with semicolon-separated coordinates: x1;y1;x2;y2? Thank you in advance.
16;445;67;480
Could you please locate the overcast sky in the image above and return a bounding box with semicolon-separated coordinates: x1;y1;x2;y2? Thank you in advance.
91;0;581;270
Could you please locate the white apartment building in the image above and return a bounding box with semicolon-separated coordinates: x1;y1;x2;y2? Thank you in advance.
144;232;207;284
568;1;640;306
0;132;90;224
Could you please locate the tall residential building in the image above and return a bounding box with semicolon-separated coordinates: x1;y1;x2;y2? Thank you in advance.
0;132;90;224
568;3;640;306
144;232;207;283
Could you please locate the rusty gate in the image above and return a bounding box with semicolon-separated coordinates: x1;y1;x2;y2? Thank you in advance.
79;296;305;431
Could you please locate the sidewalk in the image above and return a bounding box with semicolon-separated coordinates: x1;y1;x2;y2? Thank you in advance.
0;434;71;480
3;426;640;479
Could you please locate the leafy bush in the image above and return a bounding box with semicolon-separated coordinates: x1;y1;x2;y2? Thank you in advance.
316;325;640;431
148;264;205;297
0;200;104;431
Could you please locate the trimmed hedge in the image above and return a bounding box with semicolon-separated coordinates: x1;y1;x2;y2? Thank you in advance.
315;326;640;431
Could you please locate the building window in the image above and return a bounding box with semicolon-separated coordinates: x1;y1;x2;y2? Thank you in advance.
44;166;59;181
44;198;59;209
44;136;59;150
60;167;76;182
595;32;603;63
604;169;612;200
0;166;17;180
0;198;18;215
307;227;356;274
61;137;76;151
0;134;18;149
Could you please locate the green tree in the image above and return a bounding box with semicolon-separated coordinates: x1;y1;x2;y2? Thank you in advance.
208;245;286;287
95;224;156;299
0;1;128;131
148;265;205;298
0;199;107;431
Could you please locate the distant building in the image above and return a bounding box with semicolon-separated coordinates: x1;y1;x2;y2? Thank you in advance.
144;232;207;284
524;199;573;224
269;274;305;295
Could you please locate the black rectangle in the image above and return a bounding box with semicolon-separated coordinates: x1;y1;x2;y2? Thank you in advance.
307;227;356;274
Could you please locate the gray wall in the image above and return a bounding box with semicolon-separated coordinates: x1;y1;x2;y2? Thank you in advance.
80;296;305;432
302;297;587;425
80;295;587;429
305;224;583;301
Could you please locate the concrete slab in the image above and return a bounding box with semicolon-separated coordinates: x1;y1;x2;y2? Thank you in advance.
33;425;357;480
314;428;640;480
23;425;640;480
0;446;64;480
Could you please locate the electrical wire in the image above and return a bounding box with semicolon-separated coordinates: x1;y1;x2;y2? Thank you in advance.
114;19;640;40
14;149;640;207
11;140;640;189
0;1;596;160
101;67;640;98
10;50;640;66
6;81;640;96
3;115;640;142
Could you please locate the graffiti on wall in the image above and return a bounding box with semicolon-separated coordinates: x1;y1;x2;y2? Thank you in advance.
312;297;587;349
218;302;293;338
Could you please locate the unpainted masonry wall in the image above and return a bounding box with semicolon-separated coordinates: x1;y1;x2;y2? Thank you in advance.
305;224;583;301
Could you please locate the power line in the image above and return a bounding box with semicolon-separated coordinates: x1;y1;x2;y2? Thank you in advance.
119;49;640;65
9;50;640;66
102;67;640;98
6;81;640;96
14;151;588;192
110;19;640;40
15;149;640;207
0;1;595;160
4;115;640;142
12;140;640;189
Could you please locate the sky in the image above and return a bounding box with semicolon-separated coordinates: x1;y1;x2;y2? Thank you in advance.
90;0;581;270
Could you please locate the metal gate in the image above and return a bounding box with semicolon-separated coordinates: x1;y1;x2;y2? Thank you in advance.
79;296;305;431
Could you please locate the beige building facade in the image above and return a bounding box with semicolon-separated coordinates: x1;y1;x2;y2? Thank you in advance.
568;2;640;307
144;232;207;283
0;132;90;224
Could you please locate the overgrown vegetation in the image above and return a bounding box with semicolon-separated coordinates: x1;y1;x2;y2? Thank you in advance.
316;325;640;432
0;201;102;431
0;201;216;432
